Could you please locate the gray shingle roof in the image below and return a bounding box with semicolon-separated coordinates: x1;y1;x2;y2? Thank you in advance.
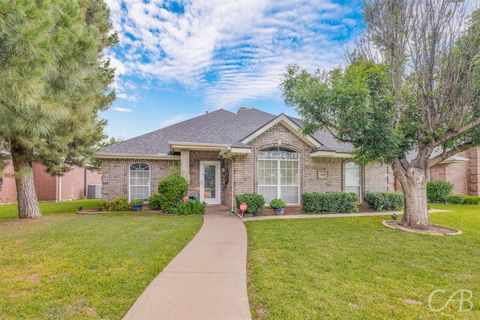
99;108;353;155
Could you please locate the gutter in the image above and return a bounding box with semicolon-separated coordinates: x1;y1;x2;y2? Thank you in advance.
94;153;181;160
310;150;352;158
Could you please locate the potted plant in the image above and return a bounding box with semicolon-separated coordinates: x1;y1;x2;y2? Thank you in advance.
270;198;287;215
130;199;143;211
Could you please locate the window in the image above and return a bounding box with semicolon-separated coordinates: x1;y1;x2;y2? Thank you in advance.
129;163;150;201
258;147;299;204
344;161;361;197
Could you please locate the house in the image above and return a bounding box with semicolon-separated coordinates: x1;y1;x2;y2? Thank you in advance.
0;160;101;204
394;148;480;196
96;108;394;210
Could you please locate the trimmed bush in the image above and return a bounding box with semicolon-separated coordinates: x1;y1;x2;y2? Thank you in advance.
236;194;265;215
163;200;205;215
269;198;287;209
365;192;404;211
427;181;453;202
148;193;162;210
156;174;189;210
302;192;359;213
101;196;129;211
445;194;480;205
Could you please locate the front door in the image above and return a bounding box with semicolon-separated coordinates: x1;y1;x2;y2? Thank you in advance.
200;161;221;204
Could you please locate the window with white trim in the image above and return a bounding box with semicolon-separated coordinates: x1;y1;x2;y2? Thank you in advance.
344;161;361;197
258;147;299;204
129;163;150;201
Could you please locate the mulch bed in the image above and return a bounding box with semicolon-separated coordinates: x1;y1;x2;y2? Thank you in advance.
382;220;462;236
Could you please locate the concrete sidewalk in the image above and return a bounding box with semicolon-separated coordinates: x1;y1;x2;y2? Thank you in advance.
123;209;251;320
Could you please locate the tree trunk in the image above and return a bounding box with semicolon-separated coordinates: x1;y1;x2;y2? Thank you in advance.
11;151;41;219
394;165;429;229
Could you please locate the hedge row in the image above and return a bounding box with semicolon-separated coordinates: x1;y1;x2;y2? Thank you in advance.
302;192;359;213
365;191;404;211
445;195;480;205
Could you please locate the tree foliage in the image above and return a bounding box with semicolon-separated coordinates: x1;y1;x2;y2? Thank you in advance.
0;0;116;172
0;0;117;217
283;0;480;228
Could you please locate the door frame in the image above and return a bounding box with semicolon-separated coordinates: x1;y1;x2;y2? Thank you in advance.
199;161;221;204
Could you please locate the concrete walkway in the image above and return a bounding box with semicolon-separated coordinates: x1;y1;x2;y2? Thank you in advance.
123;208;251;320
242;209;451;221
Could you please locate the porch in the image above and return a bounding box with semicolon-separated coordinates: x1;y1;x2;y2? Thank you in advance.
179;149;235;210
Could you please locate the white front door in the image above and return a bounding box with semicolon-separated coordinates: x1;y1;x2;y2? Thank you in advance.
200;161;221;204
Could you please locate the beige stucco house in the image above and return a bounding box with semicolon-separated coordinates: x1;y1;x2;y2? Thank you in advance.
96;108;394;210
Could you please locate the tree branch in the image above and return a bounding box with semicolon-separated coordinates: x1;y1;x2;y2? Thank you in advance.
427;141;474;168
433;118;480;147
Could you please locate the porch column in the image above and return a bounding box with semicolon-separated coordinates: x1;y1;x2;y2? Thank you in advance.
180;149;190;183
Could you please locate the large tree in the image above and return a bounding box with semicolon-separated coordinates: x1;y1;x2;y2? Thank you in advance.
283;0;480;229
0;0;116;218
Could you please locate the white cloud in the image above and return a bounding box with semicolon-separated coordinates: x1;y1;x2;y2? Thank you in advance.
158;114;196;128
113;107;133;112
107;0;360;107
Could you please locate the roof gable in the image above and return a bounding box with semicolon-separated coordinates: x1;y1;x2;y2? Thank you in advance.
240;114;321;148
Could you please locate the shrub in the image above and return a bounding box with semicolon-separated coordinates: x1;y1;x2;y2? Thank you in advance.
186;199;206;214
269;198;287;209
148;193;163;210
156;174;189;210
163;200;205;215
130;199;143;206
427;181;453;202
445;194;480;205
365;192;404;211
235;194;265;214
101;196;129;211
302;192;359;213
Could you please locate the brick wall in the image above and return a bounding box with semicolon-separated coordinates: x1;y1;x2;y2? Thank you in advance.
0;160;17;203
32;162;57;201
468;148;480;196
364;162;394;192
1;161;101;203
101;158;179;201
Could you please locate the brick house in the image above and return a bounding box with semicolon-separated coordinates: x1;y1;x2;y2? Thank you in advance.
96;108;394;210
0;160;101;204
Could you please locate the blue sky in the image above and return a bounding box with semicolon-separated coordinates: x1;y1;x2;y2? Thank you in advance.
103;0;364;139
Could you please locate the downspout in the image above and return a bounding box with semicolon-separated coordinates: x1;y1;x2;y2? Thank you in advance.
231;157;235;213
84;167;87;198
58;176;62;202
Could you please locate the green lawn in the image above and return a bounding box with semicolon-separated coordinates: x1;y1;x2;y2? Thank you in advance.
0;210;203;319
246;204;480;319
0;199;102;221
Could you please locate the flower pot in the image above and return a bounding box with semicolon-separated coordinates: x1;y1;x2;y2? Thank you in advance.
131;204;142;211
273;208;285;215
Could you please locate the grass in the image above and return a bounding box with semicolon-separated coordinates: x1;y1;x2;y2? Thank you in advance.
0;210;203;319
0;199;102;221
246;204;480;319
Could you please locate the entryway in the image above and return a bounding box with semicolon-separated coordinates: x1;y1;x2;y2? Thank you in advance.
200;161;221;205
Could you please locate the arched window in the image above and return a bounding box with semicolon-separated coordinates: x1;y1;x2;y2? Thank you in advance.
258;147;299;204
129;163;150;201
344;161;361;197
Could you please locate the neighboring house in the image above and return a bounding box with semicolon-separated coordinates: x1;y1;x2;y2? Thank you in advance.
0;160;101;204
96;108;394;210
394;148;480;196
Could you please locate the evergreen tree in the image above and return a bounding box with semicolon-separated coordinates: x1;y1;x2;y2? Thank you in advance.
0;0;116;218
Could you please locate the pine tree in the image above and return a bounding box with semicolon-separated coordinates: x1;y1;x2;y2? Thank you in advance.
0;0;116;218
